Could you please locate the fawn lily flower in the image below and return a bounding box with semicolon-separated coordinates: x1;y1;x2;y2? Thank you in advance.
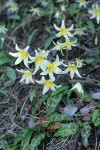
76;58;84;68
54;20;74;38
30;50;49;74
76;0;88;8
36;76;61;94
8;2;18;13
54;11;61;19
29;7;40;16
0;25;8;34
74;28;86;36
62;37;77;50
63;63;82;79
17;69;34;84
88;4;100;24
61;5;66;12
5;0;14;7
41;55;63;80
52;41;65;55
9;44;31;68
70;82;83;94
41;1;48;7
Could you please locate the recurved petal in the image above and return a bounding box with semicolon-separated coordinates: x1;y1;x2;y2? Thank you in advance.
9;52;18;57
54;24;60;31
24;58;29;68
43;85;49;94
15;57;22;65
68;24;74;31
24;45;30;51
61;20;65;28
15;43;20;51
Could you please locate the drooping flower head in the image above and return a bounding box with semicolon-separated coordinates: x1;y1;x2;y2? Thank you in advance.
54;20;74;38
9;43;31;68
76;0;88;8
74;28;86;36
41;55;63;80
17;69;34;84
0;25;8;34
88;4;100;24
30;49;49;74
36;76;61;94
62;37;77;50
29;7;40;16
52;41;66;55
70;82;83;94
63;63;82;79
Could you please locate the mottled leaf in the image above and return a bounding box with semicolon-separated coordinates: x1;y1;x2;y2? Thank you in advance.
5;67;16;82
29;133;45;150
46;86;69;116
54;123;79;137
81;122;91;147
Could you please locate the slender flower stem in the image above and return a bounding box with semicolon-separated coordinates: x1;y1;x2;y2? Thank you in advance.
66;49;68;64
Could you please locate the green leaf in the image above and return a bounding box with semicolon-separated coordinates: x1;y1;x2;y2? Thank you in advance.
0;52;13;65
81;91;94;102
43;113;73;127
54;123;79;137
29;133;45;150
92;109;100;126
81;122;91;147
44;35;57;49
87;20;95;33
28;29;39;44
8;15;20;20
69;4;79;16
14;128;31;145
1;140;11;150
5;67;16;82
29;89;36;103
21;129;33;150
46;86;69;116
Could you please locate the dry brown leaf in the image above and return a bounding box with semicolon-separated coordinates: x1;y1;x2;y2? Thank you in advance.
47;122;61;130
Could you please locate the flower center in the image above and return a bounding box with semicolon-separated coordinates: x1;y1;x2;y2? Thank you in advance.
80;0;85;3
65;41;72;46
35;56;44;64
94;9;100;16
68;65;77;71
48;63;57;72
44;80;54;87
24;70;32;77
60;28;69;34
19;50;29;59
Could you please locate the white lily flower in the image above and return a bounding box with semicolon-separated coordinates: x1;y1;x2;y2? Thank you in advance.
29;7;40;16
74;28;86;36
52;41;66;55
7;2;18;13
0;25;8;34
70;82;83;94
30;50;49;74
9;43;31;68
36;76;61;94
41;1;48;7
76;58;84;68
41;55;63;80
54;11;61;19
76;0;88;8
62;37;77;50
61;5;66;12
17;69;34;84
54;20;74;38
63;63;82;79
88;4;100;24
